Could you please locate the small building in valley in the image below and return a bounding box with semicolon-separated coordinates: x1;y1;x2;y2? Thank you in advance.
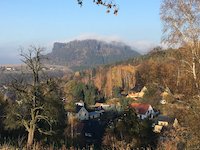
130;103;155;119
153;115;179;133
76;104;105;121
76;106;89;121
126;86;147;100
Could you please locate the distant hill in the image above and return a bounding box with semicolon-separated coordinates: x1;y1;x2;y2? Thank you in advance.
45;39;140;70
0;64;72;86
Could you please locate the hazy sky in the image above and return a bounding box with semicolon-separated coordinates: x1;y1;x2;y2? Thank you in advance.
0;0;162;64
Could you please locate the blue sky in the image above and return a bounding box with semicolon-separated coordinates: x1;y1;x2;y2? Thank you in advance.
0;0;162;64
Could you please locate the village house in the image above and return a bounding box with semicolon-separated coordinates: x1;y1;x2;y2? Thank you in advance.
130;103;155;119
89;110;104;119
76;106;89;120
153;115;179;133
76;102;104;121
6;67;15;71
126;86;147;100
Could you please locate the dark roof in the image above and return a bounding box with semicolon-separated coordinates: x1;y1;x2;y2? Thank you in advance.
87;108;96;113
156;115;176;124
76;105;84;113
131;84;144;93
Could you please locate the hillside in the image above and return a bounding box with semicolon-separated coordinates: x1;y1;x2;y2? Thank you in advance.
70;48;182;98
45;39;140;70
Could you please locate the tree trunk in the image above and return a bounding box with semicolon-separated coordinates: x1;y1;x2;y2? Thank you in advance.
176;67;180;88
192;56;200;97
27;126;35;148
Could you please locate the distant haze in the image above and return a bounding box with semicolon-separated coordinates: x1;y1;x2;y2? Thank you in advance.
63;34;159;54
0;37;159;65
0;48;21;65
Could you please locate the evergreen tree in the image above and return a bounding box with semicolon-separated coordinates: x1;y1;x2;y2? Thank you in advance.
83;83;98;106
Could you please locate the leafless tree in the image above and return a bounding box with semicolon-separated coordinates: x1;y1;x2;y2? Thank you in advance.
160;0;200;96
4;46;65;148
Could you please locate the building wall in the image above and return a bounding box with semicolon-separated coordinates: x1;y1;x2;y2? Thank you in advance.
77;107;89;120
154;125;163;133
173;118;179;127
138;106;154;119
89;112;100;119
158;121;169;126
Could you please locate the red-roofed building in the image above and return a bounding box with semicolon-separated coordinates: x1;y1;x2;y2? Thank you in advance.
130;103;155;119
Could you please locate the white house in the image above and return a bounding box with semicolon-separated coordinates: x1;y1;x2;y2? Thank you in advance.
76;105;104;121
77;107;89;121
6;67;12;71
130;103;155;119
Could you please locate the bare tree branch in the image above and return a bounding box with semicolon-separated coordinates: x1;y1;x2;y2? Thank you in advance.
77;0;119;15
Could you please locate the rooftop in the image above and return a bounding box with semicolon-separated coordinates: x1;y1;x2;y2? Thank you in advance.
130;103;150;114
155;115;176;124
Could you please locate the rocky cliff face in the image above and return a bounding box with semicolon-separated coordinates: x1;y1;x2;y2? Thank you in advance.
77;65;137;97
45;39;140;70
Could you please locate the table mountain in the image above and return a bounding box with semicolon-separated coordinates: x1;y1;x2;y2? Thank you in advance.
45;39;140;70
